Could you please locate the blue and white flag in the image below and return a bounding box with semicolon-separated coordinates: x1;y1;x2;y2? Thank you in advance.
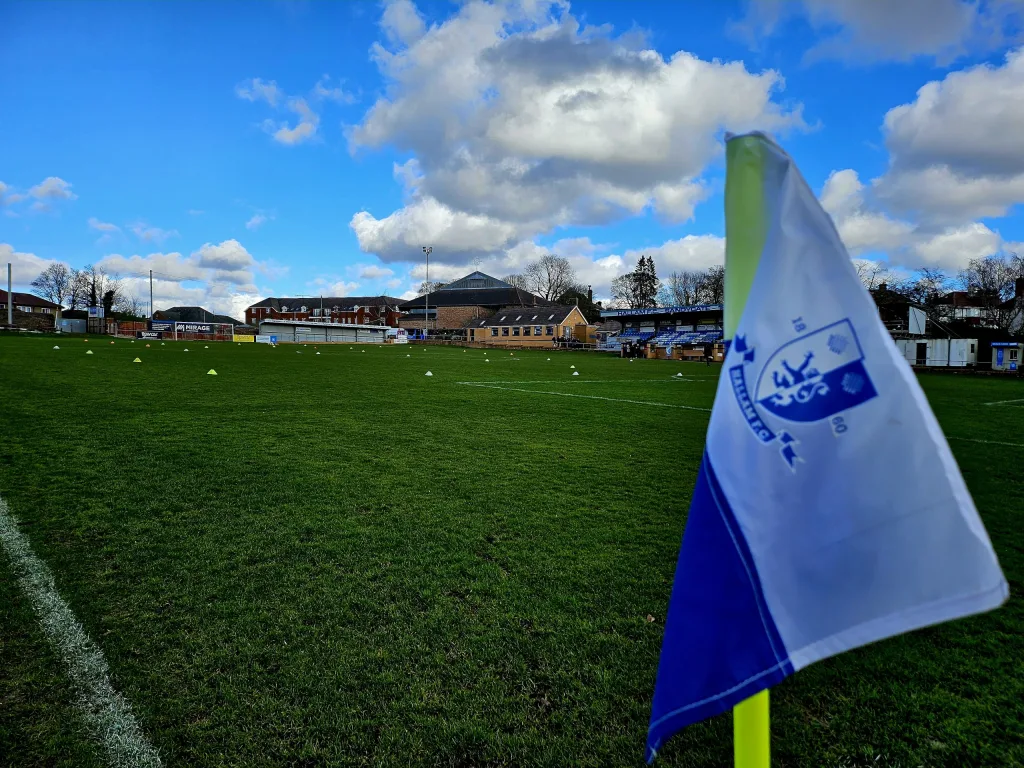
646;133;1008;761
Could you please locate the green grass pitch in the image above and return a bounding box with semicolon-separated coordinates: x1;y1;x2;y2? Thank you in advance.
0;335;1021;767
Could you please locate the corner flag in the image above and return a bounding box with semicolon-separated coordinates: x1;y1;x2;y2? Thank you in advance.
646;133;1008;762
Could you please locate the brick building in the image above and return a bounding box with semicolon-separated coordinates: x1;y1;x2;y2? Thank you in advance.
0;292;61;330
245;296;402;327
398;272;544;331
467;304;594;346
0;291;60;316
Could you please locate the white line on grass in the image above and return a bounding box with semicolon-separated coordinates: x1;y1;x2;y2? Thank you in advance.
458;382;712;411
455;378;698;384
947;436;1024;448
983;397;1024;406
0;497;163;768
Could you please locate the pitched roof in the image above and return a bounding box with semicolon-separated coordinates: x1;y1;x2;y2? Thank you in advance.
437;271;514;291
0;292;60;309
474;305;585;327
247;296;401;312
399;286;543;309
153;306;242;325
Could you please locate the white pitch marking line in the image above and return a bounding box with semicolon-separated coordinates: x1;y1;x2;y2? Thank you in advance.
947;436;1024;448
983;397;1024;406
458;382;712;411
455;378;698;384
0;497;163;768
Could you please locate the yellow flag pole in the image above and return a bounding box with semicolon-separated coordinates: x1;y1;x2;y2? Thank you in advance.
734;690;770;767
724;132;772;768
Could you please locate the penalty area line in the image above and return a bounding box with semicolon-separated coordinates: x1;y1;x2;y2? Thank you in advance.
983;397;1024;406
457;382;712;411
0;497;163;768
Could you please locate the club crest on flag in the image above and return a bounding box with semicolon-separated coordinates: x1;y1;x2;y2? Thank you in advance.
729;319;878;468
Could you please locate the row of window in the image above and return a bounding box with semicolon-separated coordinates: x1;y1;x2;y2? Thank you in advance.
490;325;565;337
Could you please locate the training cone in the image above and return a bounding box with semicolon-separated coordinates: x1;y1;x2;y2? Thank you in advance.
572;371;579;376
145;344;150;348
425;371;433;376
110;341;115;345
86;350;93;355
207;369;217;376
161;342;165;345
84;339;88;342
53;345;60;350
133;357;142;363
184;348;189;352
570;365;575;369
316;351;320;355
406;354;411;357
485;359;490;363
675;372;683;378
205;346;209;349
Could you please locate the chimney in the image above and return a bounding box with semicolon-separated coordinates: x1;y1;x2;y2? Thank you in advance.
587;285;593;302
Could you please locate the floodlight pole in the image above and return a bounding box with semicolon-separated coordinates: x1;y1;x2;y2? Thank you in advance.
422;246;432;339
7;263;12;327
149;269;153;320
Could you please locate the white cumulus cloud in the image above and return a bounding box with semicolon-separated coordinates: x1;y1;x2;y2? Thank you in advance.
349;0;805;265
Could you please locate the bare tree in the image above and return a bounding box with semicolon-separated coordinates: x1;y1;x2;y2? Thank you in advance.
418;280;446;294
956;252;1024;332
525;254;577;301
694;265;724;305
30;262;73;325
77;264;123;312
114;291;146;319
659;270;702;306
853;259;891;290
67;268;91;310
502;273;531;290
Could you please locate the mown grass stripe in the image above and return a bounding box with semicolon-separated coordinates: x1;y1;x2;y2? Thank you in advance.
0;497;163;768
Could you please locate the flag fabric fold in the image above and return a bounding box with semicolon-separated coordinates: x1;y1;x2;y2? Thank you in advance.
646;133;1008;762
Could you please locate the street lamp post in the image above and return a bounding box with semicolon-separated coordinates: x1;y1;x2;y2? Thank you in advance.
422;246;432;339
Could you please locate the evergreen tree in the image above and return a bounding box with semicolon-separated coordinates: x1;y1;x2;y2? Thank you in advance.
633;255;661;308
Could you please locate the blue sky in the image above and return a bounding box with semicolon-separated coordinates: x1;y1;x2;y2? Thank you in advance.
2;0;1023;319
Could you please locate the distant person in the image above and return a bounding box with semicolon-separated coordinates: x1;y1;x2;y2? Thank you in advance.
704;342;713;366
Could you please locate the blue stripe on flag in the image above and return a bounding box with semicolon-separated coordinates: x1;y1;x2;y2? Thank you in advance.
646;453;793;762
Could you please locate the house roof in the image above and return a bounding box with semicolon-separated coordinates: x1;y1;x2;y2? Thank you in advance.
473;305;585;327
398;270;545;309
154;306;242;325
437;271;514;291
0;292;60;309
399;286;543;310
247;296;402;312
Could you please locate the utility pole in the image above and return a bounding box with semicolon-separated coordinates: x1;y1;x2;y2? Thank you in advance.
422;245;432;338
149;269;153;320
7;263;12;327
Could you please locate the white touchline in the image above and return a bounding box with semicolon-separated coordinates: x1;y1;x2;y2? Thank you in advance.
455;379;699;384
947;436;1024;448
458;382;712;411
0;497;163;768
983;397;1024;406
